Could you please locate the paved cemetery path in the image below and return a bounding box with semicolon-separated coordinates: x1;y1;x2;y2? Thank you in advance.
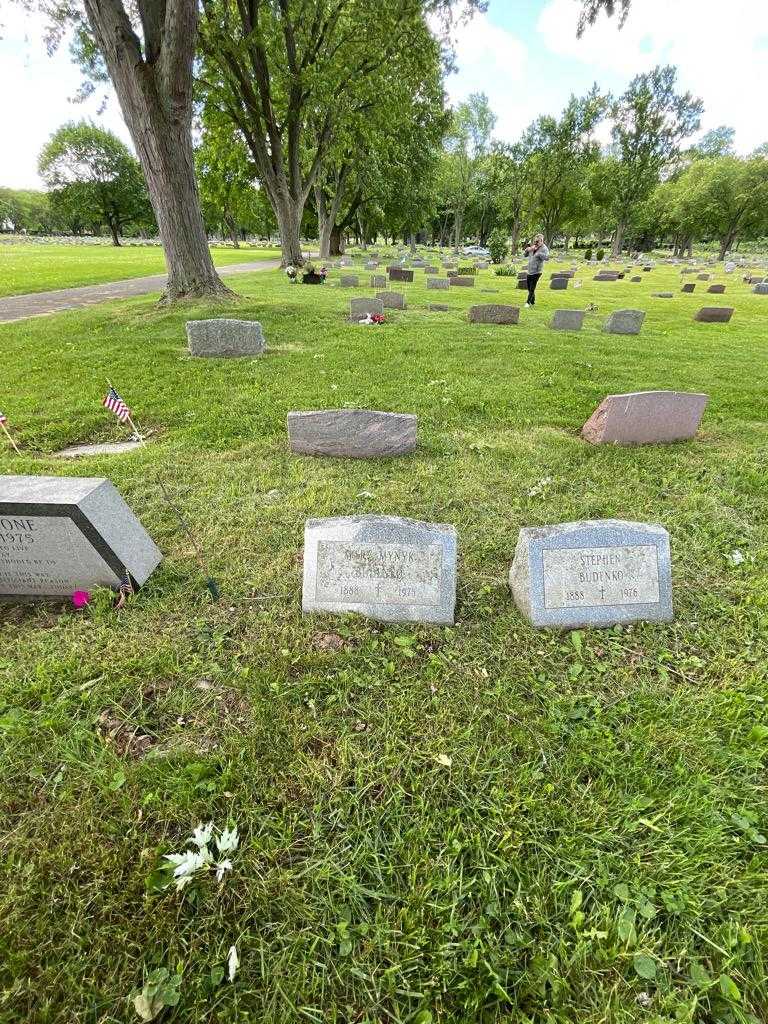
0;258;283;324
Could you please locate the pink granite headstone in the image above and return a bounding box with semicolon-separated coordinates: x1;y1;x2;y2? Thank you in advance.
581;390;709;445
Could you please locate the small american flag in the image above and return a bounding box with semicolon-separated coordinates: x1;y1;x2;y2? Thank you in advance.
103;387;130;423
0;411;7;426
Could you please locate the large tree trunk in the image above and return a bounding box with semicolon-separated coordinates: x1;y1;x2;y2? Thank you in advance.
274;195;304;266
84;0;231;303
611;219;625;259
719;230;737;260
329;224;344;256
224;215;240;248
107;218;121;246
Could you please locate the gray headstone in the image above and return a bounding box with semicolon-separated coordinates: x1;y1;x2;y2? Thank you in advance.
469;304;519;324
388;267;414;283
753;283;768;294
697;273;710;281
370;275;387;289
594;272;619;281
429;303;449;312
186;319;265;358
349;298;384;321
652;292;674;298
550;309;586;331
450;276;475;288
288;410;416;459
377;291;406;309
427;277;450;290
54;441;144;459
0;475;162;599
364;261;379;270
694;307;734;323
509;519;673;629
681;283;696;293
550;277;568;290
581;390;708;445
423;266;439;275
707;284;726;294
302;515;457;625
339;275;359;288
630;276;642;283
603;309;645;335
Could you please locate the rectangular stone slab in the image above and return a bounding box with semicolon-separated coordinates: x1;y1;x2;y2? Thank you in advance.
370;275;387;289
0;475;162;599
287;410;417;458
450;277;476;287
603;309;645;335
509;519;673;629
581;390;708;445
753;283;768;294
426;277;450;290
681;283;695;293
303;515;457;625
339;276;359;287
186;319;265;357
694;307;734;323
349;298;384;321
550;278;568;290
469;304;519;324
707;284;726;293
376;291;406;309
550;309;586;331
388;268;414;282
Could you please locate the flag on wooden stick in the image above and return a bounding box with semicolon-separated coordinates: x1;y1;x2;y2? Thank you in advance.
103;387;130;423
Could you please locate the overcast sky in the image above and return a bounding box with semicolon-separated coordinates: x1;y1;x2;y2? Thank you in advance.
1;0;766;190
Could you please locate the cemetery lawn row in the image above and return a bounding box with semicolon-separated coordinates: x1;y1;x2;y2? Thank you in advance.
0;243;282;297
1;263;767;1023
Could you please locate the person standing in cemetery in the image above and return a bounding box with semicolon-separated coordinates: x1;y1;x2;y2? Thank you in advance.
524;234;549;307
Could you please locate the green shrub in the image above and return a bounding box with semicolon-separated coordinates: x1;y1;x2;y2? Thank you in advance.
596;247;605;262
488;228;509;264
584;246;593;261
494;265;517;277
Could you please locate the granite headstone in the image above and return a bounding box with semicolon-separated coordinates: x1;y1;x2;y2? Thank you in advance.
302;515;457;625
288;410;416;459
0;475;162;599
509;519;673;629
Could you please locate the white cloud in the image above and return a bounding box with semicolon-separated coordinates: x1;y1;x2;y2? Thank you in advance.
0;9;131;189
537;0;768;154
443;9;530;143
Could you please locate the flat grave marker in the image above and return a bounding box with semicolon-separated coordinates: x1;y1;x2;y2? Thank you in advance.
187;319;265;358
694;307;734;323
469;304;519;324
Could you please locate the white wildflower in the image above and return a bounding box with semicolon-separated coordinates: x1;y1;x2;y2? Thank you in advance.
190;821;214;848
216;826;239;855
728;549;745;565
215;859;233;882
227;945;239;982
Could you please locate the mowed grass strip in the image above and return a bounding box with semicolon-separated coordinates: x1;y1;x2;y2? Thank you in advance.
0;242;282;297
1;258;767;1023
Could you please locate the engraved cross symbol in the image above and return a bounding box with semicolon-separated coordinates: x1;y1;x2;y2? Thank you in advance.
600;587;606;601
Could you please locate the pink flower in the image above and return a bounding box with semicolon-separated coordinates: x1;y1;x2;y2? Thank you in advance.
72;590;90;609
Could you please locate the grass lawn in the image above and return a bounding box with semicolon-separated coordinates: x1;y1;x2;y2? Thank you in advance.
0;242;282;297
1;259;767;1023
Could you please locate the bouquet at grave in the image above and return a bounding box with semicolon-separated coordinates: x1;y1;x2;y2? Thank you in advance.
358;313;385;325
285;265;297;283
